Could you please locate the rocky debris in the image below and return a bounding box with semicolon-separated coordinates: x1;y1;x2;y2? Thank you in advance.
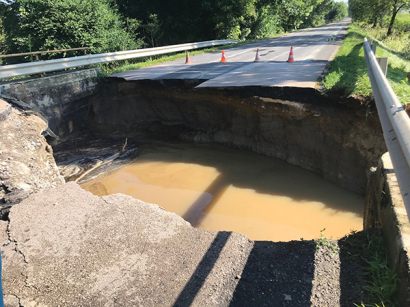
53;133;137;183
0;99;11;122
0;182;371;307
0;107;64;212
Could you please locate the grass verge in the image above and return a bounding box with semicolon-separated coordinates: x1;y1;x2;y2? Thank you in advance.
322;23;410;104
339;230;399;307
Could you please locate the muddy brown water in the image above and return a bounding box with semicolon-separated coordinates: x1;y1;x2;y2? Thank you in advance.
81;143;363;241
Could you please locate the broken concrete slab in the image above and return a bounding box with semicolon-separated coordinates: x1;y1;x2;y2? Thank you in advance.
0;99;11;122
3;182;253;307
0;108;64;208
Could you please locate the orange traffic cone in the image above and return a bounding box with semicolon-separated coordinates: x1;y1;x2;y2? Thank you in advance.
220;50;227;63
287;47;295;63
254;49;261;62
185;51;192;64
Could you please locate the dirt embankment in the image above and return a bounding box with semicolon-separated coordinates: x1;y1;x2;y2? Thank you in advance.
88;80;386;194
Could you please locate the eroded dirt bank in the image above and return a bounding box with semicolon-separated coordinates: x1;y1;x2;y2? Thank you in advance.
89;80;386;194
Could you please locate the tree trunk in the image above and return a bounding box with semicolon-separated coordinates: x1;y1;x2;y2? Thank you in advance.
372;16;378;28
387;8;398;36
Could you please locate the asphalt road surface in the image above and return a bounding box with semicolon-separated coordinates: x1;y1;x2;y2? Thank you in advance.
110;20;349;89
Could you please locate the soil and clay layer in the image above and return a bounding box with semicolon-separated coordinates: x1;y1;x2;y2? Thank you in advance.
88;80;387;195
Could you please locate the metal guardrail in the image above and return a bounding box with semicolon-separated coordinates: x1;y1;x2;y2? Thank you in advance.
363;37;410;221
0;39;237;80
0;47;89;59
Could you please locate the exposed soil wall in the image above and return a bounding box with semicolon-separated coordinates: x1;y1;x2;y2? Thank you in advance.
0;68;101;137
89;80;386;194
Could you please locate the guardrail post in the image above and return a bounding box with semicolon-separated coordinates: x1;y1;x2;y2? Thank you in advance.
371;43;377;54
376;57;388;76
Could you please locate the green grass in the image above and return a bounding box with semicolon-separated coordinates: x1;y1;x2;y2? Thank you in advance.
315;228;340;256
322;23;410;104
340;230;399;307
396;13;410;23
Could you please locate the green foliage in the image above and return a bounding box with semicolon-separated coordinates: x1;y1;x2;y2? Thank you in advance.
357;232;398;307
249;5;283;38
322;25;370;96
349;0;390;26
305;0;335;27
330;2;348;22
354;303;386;307
304;0;348;28
339;230;398;307
315;228;340;257
115;0;346;45
143;14;162;48
0;0;142;63
322;23;410;104
349;0;410;36
0;0;351;63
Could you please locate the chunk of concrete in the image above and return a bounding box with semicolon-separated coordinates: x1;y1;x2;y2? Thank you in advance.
0;99;11;121
3;182;253;306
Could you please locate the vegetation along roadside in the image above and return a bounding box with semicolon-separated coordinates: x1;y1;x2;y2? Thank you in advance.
322;0;410;105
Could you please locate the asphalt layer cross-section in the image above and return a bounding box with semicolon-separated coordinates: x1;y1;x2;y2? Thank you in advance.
109;20;349;89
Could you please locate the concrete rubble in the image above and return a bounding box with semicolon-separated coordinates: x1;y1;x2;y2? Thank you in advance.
0;99;11;122
0;105;64;210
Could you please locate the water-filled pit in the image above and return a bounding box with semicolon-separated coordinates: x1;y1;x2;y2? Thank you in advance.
81;143;363;241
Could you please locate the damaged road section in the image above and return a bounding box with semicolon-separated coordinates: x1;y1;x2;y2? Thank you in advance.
1;182;368;307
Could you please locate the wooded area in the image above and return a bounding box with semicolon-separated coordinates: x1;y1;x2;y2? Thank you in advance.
349;0;410;36
0;0;347;63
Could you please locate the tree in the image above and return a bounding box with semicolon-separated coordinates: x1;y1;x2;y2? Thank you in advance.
305;0;335;27
143;14;162;47
386;0;410;36
250;2;283;38
279;0;323;31
328;1;348;22
348;0;407;33
0;0;142;63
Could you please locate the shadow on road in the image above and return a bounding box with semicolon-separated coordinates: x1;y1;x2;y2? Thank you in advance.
172;231;232;307
229;241;315;307
338;231;373;306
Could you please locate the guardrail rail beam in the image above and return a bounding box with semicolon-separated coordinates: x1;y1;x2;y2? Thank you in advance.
364;37;410;222
0;39;237;80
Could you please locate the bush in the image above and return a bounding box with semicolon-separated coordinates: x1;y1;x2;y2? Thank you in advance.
0;0;143;63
